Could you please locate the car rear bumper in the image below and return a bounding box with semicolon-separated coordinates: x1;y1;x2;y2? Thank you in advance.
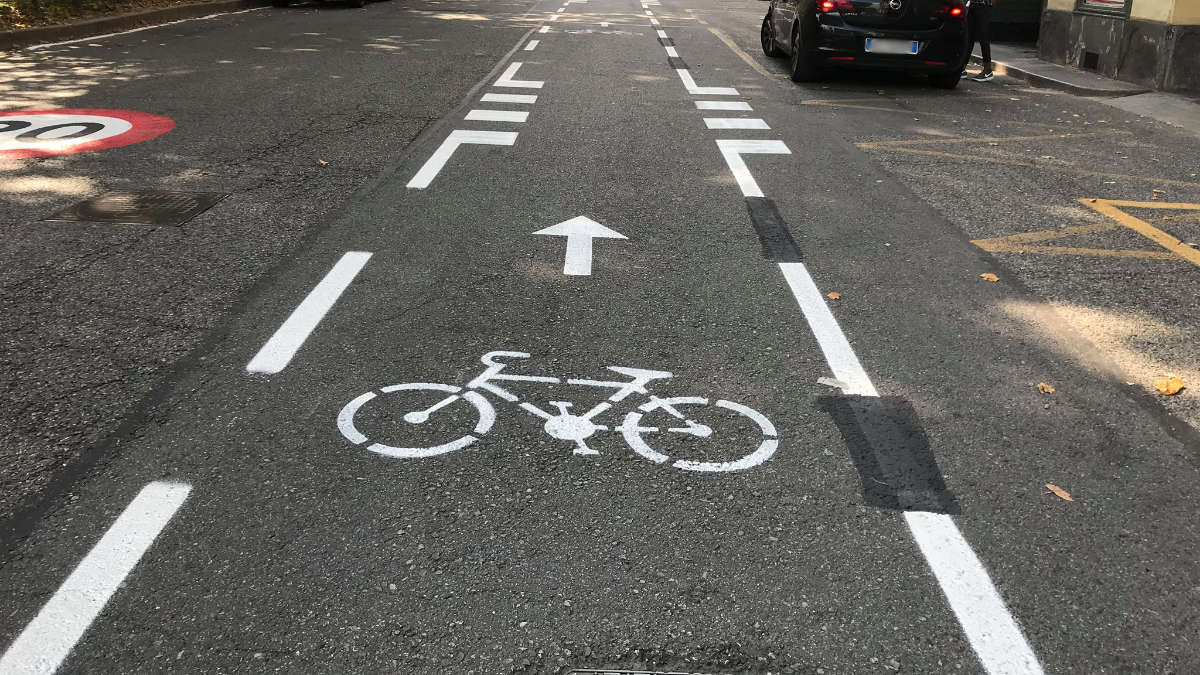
813;17;967;72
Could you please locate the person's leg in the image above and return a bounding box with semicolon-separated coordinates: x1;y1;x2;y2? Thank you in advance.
978;3;992;73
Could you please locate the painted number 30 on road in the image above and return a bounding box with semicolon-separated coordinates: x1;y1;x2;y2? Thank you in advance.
0;109;174;158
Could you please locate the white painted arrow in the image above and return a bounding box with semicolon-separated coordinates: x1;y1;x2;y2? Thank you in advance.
533;216;627;276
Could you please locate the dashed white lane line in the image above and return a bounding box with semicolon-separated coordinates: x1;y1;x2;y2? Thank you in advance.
656;29;668;38
777;262;1043;674
524;39;540;51
495;62;545;88
650;17;660;25
548;14;559;20
539;25;551;33
644;8;653;14
407;130;518;189
465;109;530;123
715;139;790;198
676;69;738;96
704;118;770;130
246;251;373;373
0;481;192;675
481;93;538;103
556;7;565;12
696;100;752;110
665;46;678;57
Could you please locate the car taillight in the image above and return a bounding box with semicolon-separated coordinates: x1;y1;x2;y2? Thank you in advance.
817;0;854;12
939;2;965;16
949;6;963;15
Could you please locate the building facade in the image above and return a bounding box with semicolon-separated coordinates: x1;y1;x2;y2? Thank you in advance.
1039;0;1200;92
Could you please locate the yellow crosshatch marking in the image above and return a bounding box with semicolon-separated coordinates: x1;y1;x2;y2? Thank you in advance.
971;199;1200;267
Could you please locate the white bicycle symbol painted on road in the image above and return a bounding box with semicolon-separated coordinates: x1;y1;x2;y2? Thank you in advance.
337;351;779;472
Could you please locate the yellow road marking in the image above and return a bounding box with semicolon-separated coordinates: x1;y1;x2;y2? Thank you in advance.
705;26;785;80
1082;199;1200;267
970;199;1200;266
861;145;1200;189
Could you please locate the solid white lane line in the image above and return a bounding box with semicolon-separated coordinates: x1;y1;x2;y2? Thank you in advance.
775;262;1042;674
482;93;538;103
704;117;770;130
246;251;373;373
27;7;265;50
0;482;192;674
696;100;752;110
715;139;789;197
524;39;539;51
665;46;678;57
406;130;518;189
465;109;530;123
676;69;738;96
539;25;550;33
494;62;544;88
906;511;1045;674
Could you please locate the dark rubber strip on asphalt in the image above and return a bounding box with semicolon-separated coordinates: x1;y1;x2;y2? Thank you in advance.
657;37;675;47
818;395;959;514
668;56;688;70
745;197;803;263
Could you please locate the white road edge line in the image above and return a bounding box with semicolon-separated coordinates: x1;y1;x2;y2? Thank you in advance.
246;251;373;373
27;7;265;50
715;139;790;198
696;100;753;110
705;118;770;130
406;130;519;189
676;69;738;96
524;39;540;51
494;62;545;88
465;109;530;123
0;481;192;674
776;262;1043;674
481;93;538;103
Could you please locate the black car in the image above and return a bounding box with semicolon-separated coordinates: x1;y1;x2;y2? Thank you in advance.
761;0;970;88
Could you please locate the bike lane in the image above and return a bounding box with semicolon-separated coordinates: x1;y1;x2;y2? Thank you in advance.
6;1;1189;674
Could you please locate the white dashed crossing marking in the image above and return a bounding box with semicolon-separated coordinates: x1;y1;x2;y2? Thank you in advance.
246;251;373;373
0;481;191;675
524;39;539;51
494;62;545;88
481;93;538;104
539;25;551;33
407;130;518;189
696;100;752;110
704;118;770;130
676;69;738;96
466;110;530;123
656;29;668;38
715;139;790;198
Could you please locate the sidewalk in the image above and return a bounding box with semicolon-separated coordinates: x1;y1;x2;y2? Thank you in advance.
973;42;1200;137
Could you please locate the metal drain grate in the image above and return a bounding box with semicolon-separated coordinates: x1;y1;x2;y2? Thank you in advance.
45;190;229;226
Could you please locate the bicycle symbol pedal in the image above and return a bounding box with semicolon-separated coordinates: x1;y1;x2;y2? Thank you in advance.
337;350;779;472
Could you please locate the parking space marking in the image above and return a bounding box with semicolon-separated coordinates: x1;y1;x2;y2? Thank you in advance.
407;130;518;189
246;251;373;374
705;118;769;130
696;100;752;110
0;481;192;674
971;222;1181;260
482;93;538;104
676;69;738;96
466;110;530;123
1082;199;1200;267
715;139;791;197
494;62;545;88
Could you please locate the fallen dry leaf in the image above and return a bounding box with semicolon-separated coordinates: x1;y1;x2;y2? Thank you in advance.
827;292;841;300
1153;375;1185;396
1045;483;1074;501
1037;382;1055;394
1152;189;1166;200
980;273;999;282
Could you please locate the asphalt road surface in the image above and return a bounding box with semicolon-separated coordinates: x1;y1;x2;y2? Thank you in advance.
1;0;1199;673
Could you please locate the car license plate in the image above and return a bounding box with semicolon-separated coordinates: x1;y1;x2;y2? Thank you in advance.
864;38;920;55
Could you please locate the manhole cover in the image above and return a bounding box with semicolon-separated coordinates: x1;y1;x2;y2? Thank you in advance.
45;190;228;226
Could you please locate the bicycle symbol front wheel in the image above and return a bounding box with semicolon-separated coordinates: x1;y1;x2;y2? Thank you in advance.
620;397;779;472
337;383;495;459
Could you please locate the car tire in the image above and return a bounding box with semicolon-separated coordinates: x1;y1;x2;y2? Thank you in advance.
271;0;290;6
928;71;961;89
788;20;821;82
761;15;784;57
346;0;365;7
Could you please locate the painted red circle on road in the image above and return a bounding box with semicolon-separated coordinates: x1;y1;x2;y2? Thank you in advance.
0;108;174;158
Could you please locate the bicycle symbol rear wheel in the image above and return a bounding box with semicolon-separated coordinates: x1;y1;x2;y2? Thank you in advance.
620;397;778;472
337;383;495;459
